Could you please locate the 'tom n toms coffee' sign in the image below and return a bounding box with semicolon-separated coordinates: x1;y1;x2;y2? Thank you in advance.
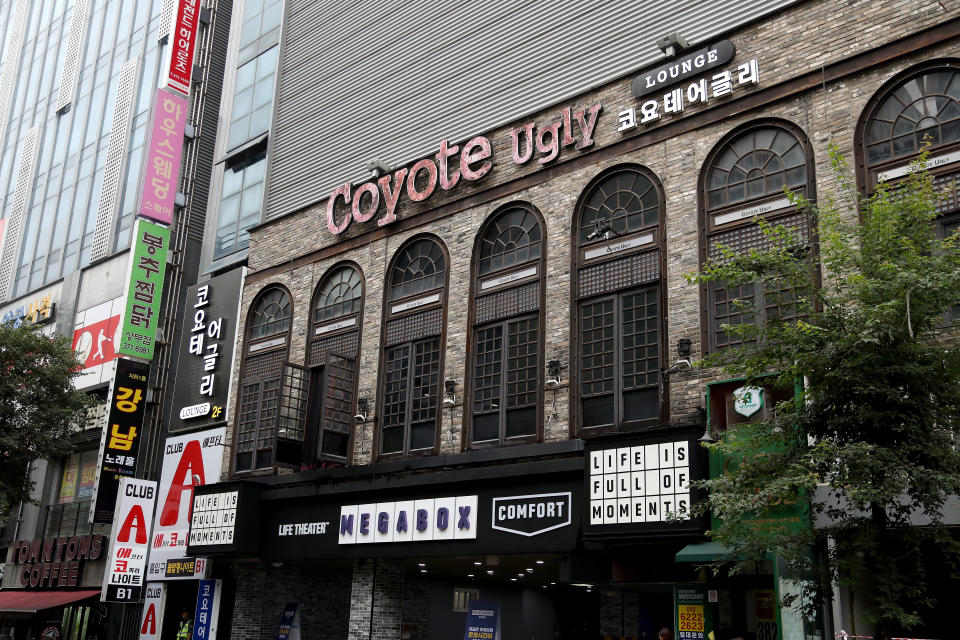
7;535;104;588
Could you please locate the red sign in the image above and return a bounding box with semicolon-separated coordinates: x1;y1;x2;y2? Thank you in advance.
72;313;121;369
166;0;201;96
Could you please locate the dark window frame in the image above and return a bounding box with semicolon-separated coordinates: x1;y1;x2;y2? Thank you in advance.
303;263;365;464
699;120;817;354
856;61;960;326
466;203;546;449
376;236;449;459
570;165;668;437
233;284;293;475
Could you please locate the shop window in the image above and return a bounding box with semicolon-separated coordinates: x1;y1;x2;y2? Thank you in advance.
234;286;291;472
857;64;960;323
573;166;666;433
701;123;815;352
379;237;448;457
468;204;544;446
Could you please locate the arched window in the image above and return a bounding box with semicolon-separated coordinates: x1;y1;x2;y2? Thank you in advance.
468;204;544;446
379;237;448;457
235;286;292;472
303;264;364;462
861;66;960;172
701;122;814;352
858;63;960;322
573;166;666;433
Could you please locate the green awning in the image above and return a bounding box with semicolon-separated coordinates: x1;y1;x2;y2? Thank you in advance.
675;542;775;563
676;541;732;562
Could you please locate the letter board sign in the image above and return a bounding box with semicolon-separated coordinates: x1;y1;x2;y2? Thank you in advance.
584;430;706;538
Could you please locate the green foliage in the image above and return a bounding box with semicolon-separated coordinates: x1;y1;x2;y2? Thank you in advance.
0;323;92;524
689;147;960;635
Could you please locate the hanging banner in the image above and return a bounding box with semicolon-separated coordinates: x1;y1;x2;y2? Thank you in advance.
139;89;188;225
192;579;222;640
91;358;151;523
167;0;201;96
118;219;170;360
675;584;713;640
102;477;158;602
276;602;301;640
139;583;168;640
147;428;226;581
463;599;500;640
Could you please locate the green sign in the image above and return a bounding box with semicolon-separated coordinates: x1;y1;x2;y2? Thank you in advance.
117;219;169;360
674;584;712;640
733;385;763;417
709;432;809;536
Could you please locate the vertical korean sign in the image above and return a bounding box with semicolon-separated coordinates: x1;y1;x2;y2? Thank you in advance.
102;477;157;602
192;579;222;640
92;358;151;523
167;0;201;96
140;89;188;225
147;428;226;581
118;219;170;360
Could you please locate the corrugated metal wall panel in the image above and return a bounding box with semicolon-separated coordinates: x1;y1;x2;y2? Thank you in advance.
54;0;90;113
90;57;140;263
0;124;41;302
0;0;29;158
266;0;803;221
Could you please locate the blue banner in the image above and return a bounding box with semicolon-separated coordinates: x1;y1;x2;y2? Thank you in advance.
463;599;499;640
276;602;301;640
192;579;220;640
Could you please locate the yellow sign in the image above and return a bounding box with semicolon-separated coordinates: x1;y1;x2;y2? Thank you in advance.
678;604;705;632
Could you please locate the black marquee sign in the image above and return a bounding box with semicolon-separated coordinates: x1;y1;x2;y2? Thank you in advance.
631;40;735;99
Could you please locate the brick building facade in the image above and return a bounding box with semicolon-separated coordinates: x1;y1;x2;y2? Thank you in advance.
186;1;960;639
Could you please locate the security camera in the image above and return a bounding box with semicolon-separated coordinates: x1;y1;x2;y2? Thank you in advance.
366;159;389;178
443;397;456;408
545;379;561;391
354;413;366;424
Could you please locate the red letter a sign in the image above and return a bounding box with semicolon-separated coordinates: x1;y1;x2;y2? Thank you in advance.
118;504;148;544
141;603;157;634
159;439;205;526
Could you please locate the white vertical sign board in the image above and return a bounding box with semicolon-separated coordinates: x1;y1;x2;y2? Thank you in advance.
147;427;226;580
102;477;157;602
139;583;167;640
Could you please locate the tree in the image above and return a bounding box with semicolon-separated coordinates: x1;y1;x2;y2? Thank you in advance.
0;322;92;524
690;147;960;637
